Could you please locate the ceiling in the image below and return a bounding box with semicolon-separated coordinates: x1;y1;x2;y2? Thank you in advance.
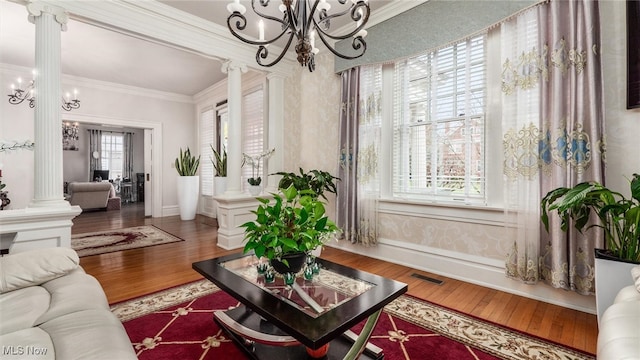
0;0;395;97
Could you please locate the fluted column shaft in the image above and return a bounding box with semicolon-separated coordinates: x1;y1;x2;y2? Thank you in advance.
27;3;68;208
221;61;247;195
266;73;285;192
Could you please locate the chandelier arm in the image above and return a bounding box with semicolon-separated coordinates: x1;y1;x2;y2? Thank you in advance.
255;32;296;67
316;31;366;60
315;3;369;41
303;0;321;34
250;0;291;30
228;12;290;46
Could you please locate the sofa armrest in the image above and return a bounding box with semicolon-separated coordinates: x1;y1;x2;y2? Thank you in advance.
0;248;79;293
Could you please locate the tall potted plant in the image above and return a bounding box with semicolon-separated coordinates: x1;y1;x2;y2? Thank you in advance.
210;145;227;196
240;185;339;274
175;147;200;220
541;173;640;320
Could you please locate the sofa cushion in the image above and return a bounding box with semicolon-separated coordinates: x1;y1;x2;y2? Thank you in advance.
39;309;137;360
0;327;55;360
35;269;110;325
614;285;640;303
631;265;640;292
0;287;51;335
0;248;79;293
597;300;640;359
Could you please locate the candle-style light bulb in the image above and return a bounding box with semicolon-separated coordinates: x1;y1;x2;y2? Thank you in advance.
74;89;78;100
65;92;70;101
258;20;264;41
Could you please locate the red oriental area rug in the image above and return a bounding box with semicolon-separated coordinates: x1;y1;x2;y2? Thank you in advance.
111;280;594;360
72;225;183;257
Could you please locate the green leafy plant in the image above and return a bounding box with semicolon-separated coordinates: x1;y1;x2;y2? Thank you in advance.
174;147;200;176
541;174;640;262
240;185;339;262
210;145;227;177
273;168;339;200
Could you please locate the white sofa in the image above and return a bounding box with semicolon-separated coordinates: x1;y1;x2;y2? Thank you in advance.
597;265;640;359
0;248;136;360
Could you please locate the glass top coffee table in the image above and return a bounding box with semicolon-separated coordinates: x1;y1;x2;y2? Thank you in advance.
192;253;407;360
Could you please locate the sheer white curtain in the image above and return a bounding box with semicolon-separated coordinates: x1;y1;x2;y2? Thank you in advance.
356;65;382;245
502;7;543;284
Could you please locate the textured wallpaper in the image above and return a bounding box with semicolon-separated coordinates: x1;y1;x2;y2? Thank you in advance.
282;1;640;263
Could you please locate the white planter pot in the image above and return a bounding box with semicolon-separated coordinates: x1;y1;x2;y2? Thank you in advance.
176;176;199;221
248;185;261;196
594;249;638;324
214;176;227;196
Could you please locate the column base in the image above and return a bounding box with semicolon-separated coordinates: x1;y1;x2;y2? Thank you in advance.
214;193;273;250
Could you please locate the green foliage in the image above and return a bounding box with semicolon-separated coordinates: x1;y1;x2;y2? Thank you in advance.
210;145;227;177
175;147;200;176
240;185;339;261
273;168;340;200
0;181;5;191
541;174;640;262
248;177;261;186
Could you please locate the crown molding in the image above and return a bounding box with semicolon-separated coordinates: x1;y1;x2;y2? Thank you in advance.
333;0;430;38
36;0;296;78
1;63;193;103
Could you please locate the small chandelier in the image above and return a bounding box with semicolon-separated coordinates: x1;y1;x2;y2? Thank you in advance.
62;122;79;141
8;73;81;111
226;0;370;72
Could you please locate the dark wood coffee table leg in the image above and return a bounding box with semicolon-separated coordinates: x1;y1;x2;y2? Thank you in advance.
214;306;384;360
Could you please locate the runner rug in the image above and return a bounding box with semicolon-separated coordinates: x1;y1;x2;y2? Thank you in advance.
71;225;183;257
111;280;594;360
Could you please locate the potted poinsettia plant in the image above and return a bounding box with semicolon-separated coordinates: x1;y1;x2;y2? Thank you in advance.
541;173;640;320
240;185;339;274
242;148;275;196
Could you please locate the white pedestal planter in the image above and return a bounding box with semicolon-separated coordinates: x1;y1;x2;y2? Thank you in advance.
214;177;227;196
594;249;638;323
177;176;199;221
248;185;261;196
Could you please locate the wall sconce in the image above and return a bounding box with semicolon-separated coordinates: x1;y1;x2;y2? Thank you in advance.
8;71;81;111
62;122;79;151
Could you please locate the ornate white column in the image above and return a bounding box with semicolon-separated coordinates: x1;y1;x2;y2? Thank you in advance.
221;60;247;195
27;2;68;208
265;73;285;192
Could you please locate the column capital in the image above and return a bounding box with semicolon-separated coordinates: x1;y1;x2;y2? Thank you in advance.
221;60;248;74
27;2;69;30
267;72;287;81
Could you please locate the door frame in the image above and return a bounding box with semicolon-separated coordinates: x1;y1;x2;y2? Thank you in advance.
63;113;163;218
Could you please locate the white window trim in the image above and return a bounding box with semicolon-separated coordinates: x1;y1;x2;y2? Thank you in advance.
376;30;505;215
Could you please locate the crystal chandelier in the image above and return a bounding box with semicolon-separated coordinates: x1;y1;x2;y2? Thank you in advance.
8;73;81;111
226;0;370;72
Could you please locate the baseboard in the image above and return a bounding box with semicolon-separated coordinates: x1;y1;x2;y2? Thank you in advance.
162;205;179;218
327;238;596;314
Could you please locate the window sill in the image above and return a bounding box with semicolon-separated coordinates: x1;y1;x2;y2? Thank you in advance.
378;198;505;226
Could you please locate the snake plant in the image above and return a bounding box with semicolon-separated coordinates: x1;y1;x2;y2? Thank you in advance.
175;147;200;176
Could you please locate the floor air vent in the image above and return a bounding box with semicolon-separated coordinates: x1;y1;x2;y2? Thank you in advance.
411;273;444;285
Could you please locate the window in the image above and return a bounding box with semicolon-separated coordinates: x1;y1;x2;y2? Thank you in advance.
242;87;264;189
393;35;486;202
101;133;123;179
200;107;215;196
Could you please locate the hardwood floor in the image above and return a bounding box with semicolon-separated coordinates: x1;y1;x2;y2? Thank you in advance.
74;203;598;355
